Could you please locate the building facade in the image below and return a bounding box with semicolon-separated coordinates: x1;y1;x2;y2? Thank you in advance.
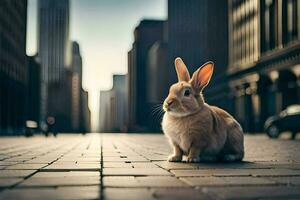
127;20;165;131
38;0;71;123
47;70;72;132
80;90;91;133
167;0;230;115
0;0;28;134
167;0;228;83
71;41;82;131
146;41;168;131
227;0;300;132
26;56;41;124
99;75;128;132
99;90;112;132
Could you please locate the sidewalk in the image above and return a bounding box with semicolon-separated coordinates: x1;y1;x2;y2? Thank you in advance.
0;134;299;200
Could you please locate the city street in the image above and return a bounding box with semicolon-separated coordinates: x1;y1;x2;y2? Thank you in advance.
0;134;300;200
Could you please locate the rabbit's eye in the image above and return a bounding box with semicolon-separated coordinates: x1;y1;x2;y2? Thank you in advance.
184;89;190;97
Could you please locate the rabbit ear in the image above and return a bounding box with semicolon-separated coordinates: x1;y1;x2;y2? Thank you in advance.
175;57;190;82
191;61;214;92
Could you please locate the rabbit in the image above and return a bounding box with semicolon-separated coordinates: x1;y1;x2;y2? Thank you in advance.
162;57;244;163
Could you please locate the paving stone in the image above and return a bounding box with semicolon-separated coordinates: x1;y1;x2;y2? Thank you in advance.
0;161;19;166
151;188;217;200
0;178;22;188
32;171;100;178
0;170;36;178
181;176;277;186
18;176;100;187
104;162;158;168
42;163;100;171
103;168;171;176
104;176;188;187
6;163;47;170
0;186;100;200
154;161;200;170
58;157;101;162
267;177;300;186
103;188;155;200
202;186;300;200
103;156;148;162
171;168;300;177
143;154;168;161
251;169;300;177
171;169;252;177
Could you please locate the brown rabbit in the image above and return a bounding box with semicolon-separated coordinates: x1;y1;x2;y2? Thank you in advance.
162;57;244;162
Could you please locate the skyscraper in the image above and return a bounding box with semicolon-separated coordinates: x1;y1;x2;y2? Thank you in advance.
167;0;229;113
38;0;71;122
71;41;82;131
0;0;27;134
127;20;165;131
99;75;128;132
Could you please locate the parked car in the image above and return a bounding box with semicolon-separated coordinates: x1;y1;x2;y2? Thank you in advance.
25;120;38;137
264;104;300;139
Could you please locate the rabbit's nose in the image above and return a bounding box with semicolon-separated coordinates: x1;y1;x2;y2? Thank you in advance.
167;100;174;106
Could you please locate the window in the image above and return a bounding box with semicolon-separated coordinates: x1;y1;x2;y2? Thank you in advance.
283;0;298;44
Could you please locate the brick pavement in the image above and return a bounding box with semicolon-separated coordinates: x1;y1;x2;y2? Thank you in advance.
0;134;299;200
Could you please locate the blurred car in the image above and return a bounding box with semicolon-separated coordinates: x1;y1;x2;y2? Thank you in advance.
264;104;300;139
25;120;38;137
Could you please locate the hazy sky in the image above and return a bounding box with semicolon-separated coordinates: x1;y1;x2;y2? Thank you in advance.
26;0;167;131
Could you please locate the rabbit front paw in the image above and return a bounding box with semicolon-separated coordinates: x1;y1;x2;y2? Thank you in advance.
168;154;182;162
186;156;200;163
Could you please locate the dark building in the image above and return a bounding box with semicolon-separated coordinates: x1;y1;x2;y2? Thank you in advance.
227;0;300;132
99;90;112;132
0;0;28;134
99;75;128;132
146;41;168;131
38;0;71;123
166;0;230;115
127;20;165;131
127;50;136;131
167;0;228;84
26;56;41;124
71;41;82;131
80;90;91;133
47;70;72;132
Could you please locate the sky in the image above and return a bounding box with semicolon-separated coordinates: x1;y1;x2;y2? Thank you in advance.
26;0;167;131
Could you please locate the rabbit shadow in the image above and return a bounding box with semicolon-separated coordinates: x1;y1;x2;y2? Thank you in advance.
181;160;258;169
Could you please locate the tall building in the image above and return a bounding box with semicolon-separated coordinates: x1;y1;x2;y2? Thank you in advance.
71;41;82;131
167;0;230;113
127;20;165;131
227;0;300;132
167;0;228;82
38;0;71;123
71;42;82;85
0;0;28;134
112;75;128;132
99;75;128;132
80;90;91;133
99;90;113;132
146;41;168;131
26;56;41;124
47;70;72;132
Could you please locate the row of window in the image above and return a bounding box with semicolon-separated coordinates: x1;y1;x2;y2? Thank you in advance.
229;0;300;68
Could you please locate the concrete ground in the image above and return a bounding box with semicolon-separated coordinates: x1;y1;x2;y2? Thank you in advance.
0;133;299;200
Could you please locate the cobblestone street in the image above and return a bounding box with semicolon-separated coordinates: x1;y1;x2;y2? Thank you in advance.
0;134;300;200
